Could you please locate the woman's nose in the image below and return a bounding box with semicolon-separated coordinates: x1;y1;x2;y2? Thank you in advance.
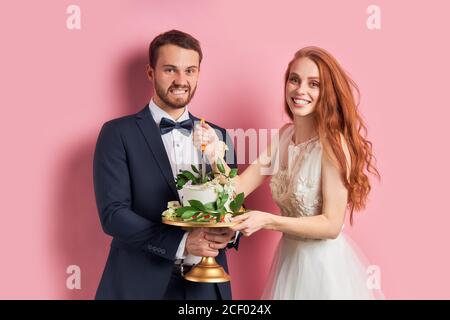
296;83;309;95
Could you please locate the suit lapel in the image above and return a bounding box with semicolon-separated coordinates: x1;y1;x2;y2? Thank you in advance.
135;105;180;201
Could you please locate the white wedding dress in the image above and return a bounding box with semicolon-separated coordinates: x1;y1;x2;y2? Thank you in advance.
262;124;383;300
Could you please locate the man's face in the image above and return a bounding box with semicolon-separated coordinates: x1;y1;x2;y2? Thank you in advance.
147;44;200;110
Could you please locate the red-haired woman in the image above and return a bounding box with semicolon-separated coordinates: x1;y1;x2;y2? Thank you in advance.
194;47;383;299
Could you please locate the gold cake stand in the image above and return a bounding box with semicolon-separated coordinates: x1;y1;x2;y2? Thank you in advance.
162;217;238;283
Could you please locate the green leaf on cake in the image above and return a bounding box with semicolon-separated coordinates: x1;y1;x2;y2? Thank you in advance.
217;208;227;222
188;200;206;212
218;192;229;209
204;201;218;212
216;158;225;174
175;207;199;219
176;206;195;215
181;210;199;220
229;168;238;178
223;193;229;206
181;171;197;182
191;165;200;174
195;212;204;219
176;178;187;190
230;192;245;214
216;192;222;208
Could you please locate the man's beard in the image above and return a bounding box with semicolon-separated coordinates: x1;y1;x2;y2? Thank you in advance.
155;80;197;109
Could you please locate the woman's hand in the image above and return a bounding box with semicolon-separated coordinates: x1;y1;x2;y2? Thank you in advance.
193;121;227;163
230;211;273;237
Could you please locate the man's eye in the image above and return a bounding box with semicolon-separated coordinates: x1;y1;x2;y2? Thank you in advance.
186;69;195;75
165;68;175;73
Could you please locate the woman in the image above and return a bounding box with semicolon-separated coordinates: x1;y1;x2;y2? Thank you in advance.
194;46;383;299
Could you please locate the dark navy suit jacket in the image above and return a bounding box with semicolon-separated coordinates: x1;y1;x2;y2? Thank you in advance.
93;105;239;299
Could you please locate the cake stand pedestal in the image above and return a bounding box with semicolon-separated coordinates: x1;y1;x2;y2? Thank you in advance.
162;217;237;283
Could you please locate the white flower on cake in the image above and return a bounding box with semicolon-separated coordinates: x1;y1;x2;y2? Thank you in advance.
168;201;182;209
162;201;182;219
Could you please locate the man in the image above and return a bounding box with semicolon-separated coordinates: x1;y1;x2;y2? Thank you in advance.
93;30;239;299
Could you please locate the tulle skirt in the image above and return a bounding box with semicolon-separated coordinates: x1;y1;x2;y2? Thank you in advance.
261;233;384;300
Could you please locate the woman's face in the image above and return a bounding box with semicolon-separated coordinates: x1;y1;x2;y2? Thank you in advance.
285;57;320;118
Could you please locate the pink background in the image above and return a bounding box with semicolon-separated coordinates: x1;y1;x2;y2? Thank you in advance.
1;0;449;299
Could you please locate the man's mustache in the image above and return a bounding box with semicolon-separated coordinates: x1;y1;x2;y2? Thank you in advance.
167;84;191;95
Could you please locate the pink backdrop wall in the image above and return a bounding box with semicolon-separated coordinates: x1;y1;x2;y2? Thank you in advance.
1;0;449;299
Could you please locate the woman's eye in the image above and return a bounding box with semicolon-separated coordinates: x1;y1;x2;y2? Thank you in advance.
289;77;299;84
311;81;319;88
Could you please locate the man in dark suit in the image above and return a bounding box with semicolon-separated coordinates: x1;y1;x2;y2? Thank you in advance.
93;30;239;300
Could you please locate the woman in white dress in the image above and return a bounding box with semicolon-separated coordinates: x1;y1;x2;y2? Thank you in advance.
194;46;383;299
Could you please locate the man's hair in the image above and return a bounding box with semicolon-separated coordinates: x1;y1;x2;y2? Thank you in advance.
148;29;203;68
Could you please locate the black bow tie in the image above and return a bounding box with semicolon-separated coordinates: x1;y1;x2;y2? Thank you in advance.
159;117;193;136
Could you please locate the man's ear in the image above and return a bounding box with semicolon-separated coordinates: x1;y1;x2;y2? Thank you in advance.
146;64;154;81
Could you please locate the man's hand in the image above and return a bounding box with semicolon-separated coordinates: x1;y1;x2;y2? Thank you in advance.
185;228;219;257
203;228;235;250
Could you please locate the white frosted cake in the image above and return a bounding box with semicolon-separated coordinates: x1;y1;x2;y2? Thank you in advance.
182;183;232;212
182;184;217;206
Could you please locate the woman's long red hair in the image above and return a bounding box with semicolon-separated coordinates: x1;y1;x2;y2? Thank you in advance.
284;46;380;224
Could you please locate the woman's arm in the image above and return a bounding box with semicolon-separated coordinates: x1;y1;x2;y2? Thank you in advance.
195;123;290;197
232;135;351;240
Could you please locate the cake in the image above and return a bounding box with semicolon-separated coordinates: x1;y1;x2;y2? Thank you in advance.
162;164;244;223
182;184;218;207
183;182;234;212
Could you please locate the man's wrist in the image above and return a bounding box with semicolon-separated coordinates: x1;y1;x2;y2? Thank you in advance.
176;231;189;259
229;231;240;244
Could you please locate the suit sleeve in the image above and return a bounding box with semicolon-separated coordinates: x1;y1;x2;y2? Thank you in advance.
93;122;185;260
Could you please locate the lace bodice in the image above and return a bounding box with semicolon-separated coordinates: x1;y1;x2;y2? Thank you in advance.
269;125;323;217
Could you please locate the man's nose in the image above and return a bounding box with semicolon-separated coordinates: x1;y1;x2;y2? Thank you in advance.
173;73;188;86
